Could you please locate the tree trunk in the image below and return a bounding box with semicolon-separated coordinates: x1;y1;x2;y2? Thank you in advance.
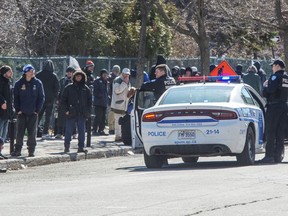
199;38;210;75
136;0;154;88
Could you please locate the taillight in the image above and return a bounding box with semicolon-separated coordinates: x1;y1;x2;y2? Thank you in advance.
142;112;163;122
142;109;238;122
210;110;238;120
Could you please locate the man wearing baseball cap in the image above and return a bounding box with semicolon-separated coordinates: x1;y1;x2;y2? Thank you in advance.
11;64;45;157
110;68;132;142
259;59;288;164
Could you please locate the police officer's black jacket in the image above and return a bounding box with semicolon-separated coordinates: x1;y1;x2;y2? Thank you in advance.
140;75;176;100
0;74;13;119
263;70;288;104
61;71;92;118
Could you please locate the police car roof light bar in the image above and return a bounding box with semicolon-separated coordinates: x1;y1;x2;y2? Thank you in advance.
178;75;241;83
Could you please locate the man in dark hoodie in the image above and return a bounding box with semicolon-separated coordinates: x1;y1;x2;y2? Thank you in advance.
149;55;171;80
61;70;92;153
36;60;59;139
253;61;267;84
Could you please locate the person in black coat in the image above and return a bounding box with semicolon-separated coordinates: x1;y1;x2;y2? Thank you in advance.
92;69;109;136
0;65;13;159
36;60;59;139
61;70;92;153
259;59;288;164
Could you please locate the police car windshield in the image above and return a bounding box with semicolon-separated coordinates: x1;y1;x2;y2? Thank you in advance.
160;86;233;104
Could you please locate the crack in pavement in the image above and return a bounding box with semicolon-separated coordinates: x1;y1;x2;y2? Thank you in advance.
186;196;282;216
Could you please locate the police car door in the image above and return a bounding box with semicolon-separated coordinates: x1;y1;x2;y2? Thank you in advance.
131;90;156;151
244;85;267;150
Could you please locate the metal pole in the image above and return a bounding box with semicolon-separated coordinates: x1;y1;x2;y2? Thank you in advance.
86;85;93;147
9;119;16;154
86;116;91;147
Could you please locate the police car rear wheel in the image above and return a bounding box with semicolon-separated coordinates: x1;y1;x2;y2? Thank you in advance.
182;156;199;163
144;150;165;168
236;126;255;166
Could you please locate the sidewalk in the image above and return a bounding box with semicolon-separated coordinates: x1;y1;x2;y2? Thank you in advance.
0;133;132;171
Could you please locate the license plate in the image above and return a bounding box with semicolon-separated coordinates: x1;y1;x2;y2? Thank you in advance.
178;130;196;139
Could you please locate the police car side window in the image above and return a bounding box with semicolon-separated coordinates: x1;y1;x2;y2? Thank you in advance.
138;91;156;109
241;88;255;105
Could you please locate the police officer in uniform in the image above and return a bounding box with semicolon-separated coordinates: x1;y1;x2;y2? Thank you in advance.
259;59;288;163
140;64;176;100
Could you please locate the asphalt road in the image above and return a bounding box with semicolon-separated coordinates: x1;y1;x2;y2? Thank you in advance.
1;154;288;216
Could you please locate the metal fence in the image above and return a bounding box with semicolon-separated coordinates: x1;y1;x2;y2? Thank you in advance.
0;56;272;82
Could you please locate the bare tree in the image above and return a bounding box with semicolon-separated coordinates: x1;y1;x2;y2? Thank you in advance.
156;0;211;74
13;0;94;56
275;0;288;63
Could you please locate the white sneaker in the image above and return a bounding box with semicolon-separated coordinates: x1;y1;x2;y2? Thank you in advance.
42;134;54;140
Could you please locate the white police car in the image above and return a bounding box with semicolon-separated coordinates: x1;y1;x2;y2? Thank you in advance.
131;81;266;168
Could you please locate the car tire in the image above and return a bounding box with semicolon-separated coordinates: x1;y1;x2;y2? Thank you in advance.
236;126;255;166
182;156;199;163
144;150;165;168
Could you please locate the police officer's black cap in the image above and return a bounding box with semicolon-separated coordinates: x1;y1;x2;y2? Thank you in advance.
270;59;286;68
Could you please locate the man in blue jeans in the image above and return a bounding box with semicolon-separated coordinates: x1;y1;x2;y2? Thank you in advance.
60;70;92;153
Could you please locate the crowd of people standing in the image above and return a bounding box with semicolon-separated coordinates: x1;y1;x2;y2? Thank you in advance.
0;56;176;158
0;56;287;164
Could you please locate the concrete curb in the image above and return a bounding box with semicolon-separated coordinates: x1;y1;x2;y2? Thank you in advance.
0;146;132;171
